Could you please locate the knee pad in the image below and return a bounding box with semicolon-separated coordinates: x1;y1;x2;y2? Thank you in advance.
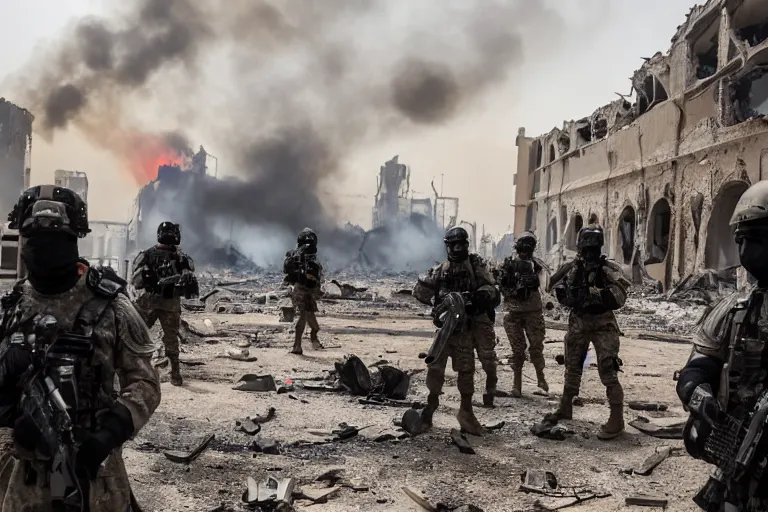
598;357;620;386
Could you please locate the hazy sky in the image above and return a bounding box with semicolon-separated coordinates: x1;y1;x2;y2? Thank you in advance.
1;0;697;234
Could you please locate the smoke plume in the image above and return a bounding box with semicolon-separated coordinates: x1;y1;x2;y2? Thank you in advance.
16;0;563;268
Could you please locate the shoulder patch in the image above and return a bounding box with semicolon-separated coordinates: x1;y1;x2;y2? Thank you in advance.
112;294;156;355
693;292;745;352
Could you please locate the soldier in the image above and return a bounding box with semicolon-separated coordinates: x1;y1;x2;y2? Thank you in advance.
677;181;768;510
0;185;160;510
499;231;548;397
410;226;499;434
547;223;630;440
284;228;323;355
132;221;198;386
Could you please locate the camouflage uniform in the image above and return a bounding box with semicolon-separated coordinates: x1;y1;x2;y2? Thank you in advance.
0;269;160;511
132;245;195;385
283;245;323;354
500;255;547;395
413;253;498;432
549;256;630;439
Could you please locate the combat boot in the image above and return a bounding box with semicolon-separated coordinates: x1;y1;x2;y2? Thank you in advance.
535;367;549;393
169;357;183;386
420;394;439;430
545;393;573;422
290;332;303;355
511;371;522;398
402;394;438;436
310;330;324;350
597;403;625;440
457;395;485;436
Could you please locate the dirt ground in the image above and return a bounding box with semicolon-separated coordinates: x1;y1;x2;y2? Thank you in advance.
125;283;711;512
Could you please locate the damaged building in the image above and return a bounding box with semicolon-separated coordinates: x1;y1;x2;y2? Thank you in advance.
514;0;768;290
0;99;33;278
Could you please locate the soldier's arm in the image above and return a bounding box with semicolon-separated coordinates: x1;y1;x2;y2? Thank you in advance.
548;261;575;292
599;265;630;310
179;251;195;274
471;255;500;304
112;294;161;434
130;251;148;289
413;267;439;306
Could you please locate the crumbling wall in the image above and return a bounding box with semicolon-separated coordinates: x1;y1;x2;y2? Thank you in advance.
0;100;33;220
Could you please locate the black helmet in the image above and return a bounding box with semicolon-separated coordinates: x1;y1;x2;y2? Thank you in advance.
8;185;90;238
157;222;181;245
576;224;604;250
515;231;537;252
444;226;469;245
297;227;318;246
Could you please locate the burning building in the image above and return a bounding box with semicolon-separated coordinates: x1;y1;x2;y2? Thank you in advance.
514;0;768;291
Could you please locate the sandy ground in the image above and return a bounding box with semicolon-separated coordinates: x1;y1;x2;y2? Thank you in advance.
124;287;711;512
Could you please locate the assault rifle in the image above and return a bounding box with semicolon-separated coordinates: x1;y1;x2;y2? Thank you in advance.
425;292;468;366
295;244;319;288
157;272;199;299
19;314;88;511
693;390;768;508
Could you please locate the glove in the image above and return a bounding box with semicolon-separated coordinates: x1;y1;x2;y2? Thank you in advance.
687;384;721;427
76;404;134;479
431;307;444;328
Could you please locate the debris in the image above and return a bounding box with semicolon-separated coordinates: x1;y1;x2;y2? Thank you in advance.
314;469;344;486
520;469;558;492
334;355;411;399
625;494;669;507
179;357;205;366
401;408;423;436
163;433;215;464
345;478;370;492
251;438;282;455
233;374;277;392
402;487;437;511
220;348;258;362
555;354;565;365
359;396;424;409
202;319;216;335
450;429;475;454
533;494;604;511
277;385;294;394
418;352;428;359
634;446;673;476
279;306;295;323
236;418;262;436
394;289;412;295
629;416;685;439
373;432;397;442
628;402;668;412
332;423;367;441
242;475;295;508
297;485;341;504
484;421;505;431
530;420;573;441
331;279;368;297
624;329;692;345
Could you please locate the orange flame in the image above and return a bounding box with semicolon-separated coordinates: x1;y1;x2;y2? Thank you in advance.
123;132;185;185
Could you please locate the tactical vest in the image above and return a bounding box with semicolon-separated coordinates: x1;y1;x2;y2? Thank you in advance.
561;259;607;314
501;258;540;301
0;267;126;433
284;250;321;288
145;247;183;298
436;259;477;298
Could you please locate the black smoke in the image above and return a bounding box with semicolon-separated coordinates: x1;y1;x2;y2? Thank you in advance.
17;0;562;268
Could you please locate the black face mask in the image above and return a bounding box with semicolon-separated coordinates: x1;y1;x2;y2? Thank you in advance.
446;242;469;263
517;248;533;259
580;247;601;263
739;237;768;286
22;232;80;295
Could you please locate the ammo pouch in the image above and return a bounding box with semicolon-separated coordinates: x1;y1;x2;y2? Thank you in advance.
515;274;539;301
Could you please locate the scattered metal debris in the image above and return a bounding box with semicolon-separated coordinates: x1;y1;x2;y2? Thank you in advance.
629;416;685;439
634;446;676;476
628;401;668;412
163;433;215;464
625;494;669;507
530;420;573;441
241;475;295;510
520;470;558;492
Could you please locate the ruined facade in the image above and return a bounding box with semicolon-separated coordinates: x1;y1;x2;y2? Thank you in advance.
0;99;33;221
54;170;89;202
513;0;768;290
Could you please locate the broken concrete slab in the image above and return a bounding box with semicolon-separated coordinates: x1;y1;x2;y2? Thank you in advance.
233;374;277;392
450;429;475;454
163;433;215;464
634;446;673;476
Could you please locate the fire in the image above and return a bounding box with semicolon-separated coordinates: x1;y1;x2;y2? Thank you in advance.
124;132;185;185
